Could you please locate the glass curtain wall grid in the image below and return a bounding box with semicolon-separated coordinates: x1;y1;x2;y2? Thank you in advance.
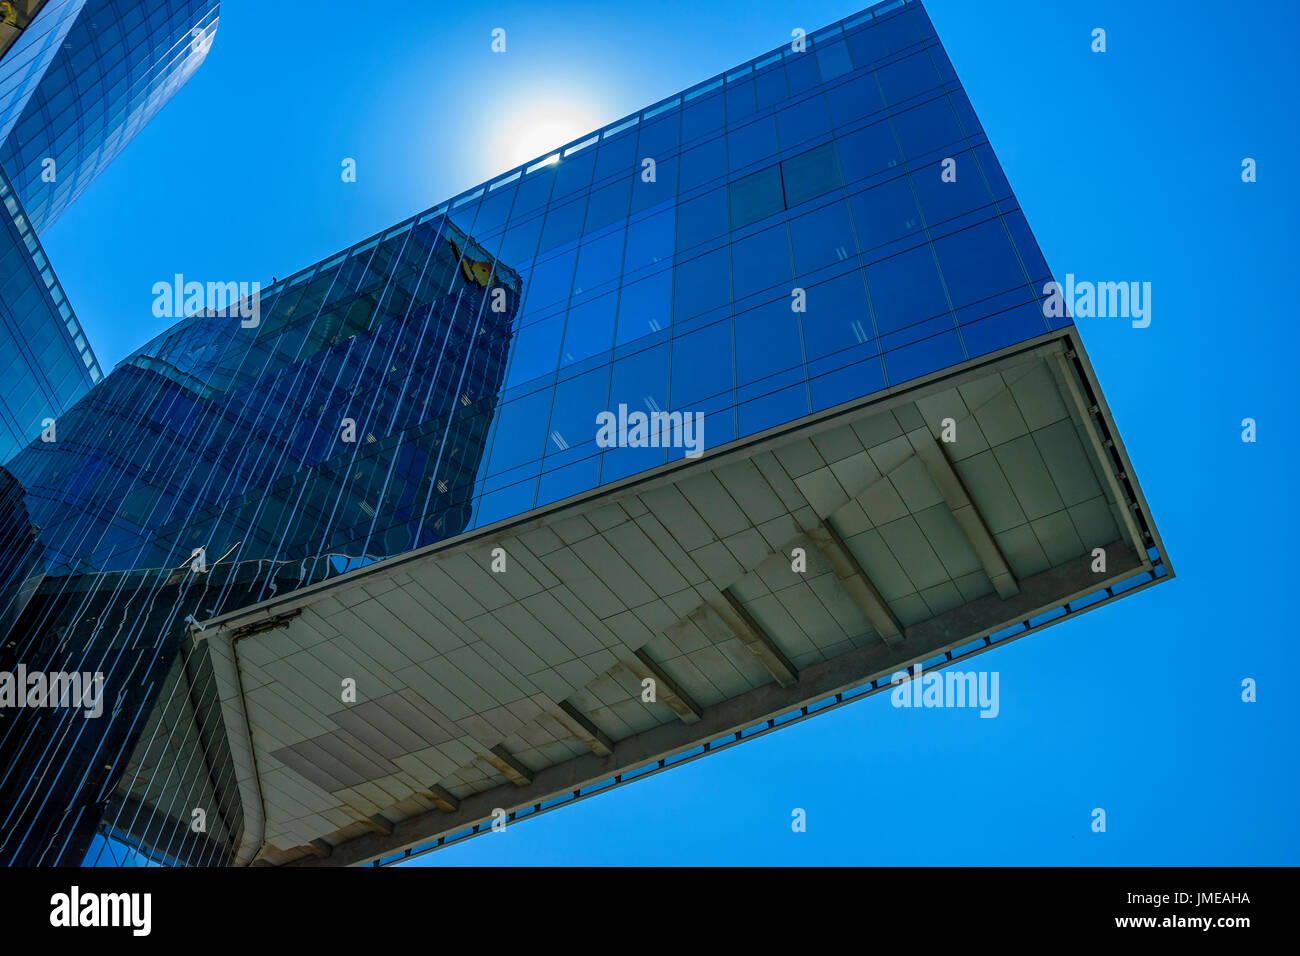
0;162;98;464
0;0;220;233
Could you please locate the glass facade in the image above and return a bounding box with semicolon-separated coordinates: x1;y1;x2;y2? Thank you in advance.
0;0;219;234
0;0;1070;865
0;0;81;147
0;162;99;463
0;2;55;62
0;0;216;451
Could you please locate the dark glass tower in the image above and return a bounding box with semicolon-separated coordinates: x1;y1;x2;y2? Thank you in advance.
1;215;520;865
0;0;1170;866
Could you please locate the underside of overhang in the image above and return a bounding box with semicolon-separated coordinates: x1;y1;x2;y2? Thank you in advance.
193;330;1171;866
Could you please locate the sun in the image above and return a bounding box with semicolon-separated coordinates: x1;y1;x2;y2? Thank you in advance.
495;101;605;174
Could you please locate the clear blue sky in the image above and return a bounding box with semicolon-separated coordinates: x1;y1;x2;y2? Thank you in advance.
50;0;1299;864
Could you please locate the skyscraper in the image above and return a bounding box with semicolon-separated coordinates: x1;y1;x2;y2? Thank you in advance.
0;163;99;462
0;0;218;463
0;0;220;233
0;0;1170;867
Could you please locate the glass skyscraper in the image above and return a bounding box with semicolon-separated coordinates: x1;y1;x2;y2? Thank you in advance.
0;162;99;462
0;0;1170;867
0;0;220;234
0;0;218;464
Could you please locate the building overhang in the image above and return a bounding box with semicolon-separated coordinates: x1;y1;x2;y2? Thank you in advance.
193;329;1171;866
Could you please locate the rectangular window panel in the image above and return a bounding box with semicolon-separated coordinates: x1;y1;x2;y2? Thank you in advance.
781;143;844;207
728;164;784;230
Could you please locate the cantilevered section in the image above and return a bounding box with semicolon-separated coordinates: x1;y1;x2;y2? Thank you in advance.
193;330;1170;866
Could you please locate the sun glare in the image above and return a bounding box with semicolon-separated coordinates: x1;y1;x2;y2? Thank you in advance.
496;101;604;174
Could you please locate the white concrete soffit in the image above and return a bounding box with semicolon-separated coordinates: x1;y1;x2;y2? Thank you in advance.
191;331;1168;866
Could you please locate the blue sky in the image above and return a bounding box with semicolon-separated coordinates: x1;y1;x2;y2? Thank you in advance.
51;0;1299;864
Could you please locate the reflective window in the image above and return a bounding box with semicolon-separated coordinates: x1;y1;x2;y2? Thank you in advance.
782;143;844;207
731;223;792;299
728;164;785;230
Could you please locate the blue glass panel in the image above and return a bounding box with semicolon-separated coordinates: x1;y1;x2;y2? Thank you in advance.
849;176;923;250
624;204;676;274
777;96;832;150
731;223;792;299
865;244;950;335
560;292;618;368
727;115;780;171
735;297;803;386
616;270;673;346
673;247;731;322
671;318;733;403
789;200;858;276
728;164;785;230
676;186;729;251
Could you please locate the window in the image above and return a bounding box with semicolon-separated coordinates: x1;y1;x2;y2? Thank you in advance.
864;244;949;336
725;78;757;121
676;186;728;250
671;318;733;404
505;313;563;388
673;247;730;322
728;164;784;229
523;248;577;311
553;148;597;199
485;390;551;474
631;156;678;213
615;269;672;346
595;128;638;180
538;196;588;254
584;177;632;234
735;297;802;386
845;23;887;69
781;143;843;207
755;61;788;108
679;136;727;191
498;213;543;267
623;205;675;275
816;39;854;81
727;115;779;172
636;113;681;163
876;50;940;106
931;220;1026;310
777;96;831;149
573;227;626;297
800;270;872;360
683;91;725;141
849;176;922;251
559;292;618;368
546;365;610;454
891;97;964;161
788;201;857;276
910;149;992;227
836;119;902;184
825;73;885;129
